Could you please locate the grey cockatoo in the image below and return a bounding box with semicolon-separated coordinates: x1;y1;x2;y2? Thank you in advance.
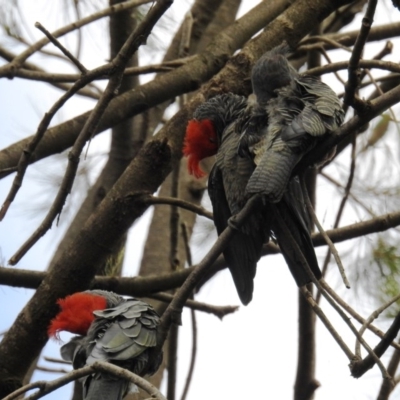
183;93;321;305
48;290;162;400
242;43;345;202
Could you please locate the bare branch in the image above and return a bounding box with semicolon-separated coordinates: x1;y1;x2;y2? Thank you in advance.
301;177;350;289
148;195;213;220
3;361;166;400
308;59;400;77
7;0;173;265
0;0;153;75
149;292;238;319
355;293;400;359
34;22;88;74
344;0;378;111
350;311;400;379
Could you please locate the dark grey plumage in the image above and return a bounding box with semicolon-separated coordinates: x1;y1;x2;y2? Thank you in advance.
194;94;270;305
193;94;320;303
244;43;345;202
61;290;162;400
272;177;321;286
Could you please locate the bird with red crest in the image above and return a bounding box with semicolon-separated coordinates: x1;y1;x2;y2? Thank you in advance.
48;290;162;400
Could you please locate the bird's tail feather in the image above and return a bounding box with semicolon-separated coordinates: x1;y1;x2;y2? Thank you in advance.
223;230;264;305
273;182;321;286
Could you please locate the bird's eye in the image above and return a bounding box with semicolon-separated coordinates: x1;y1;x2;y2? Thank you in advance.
209;137;216;143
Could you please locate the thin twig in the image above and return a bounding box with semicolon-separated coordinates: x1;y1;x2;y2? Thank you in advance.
0;66;110;221
319;171;376;217
301;286;355;360
0;0;153;75
3;361;166;400
320;279;400;352
180;222;198;400
179;11;194;56
308;59;400;77
181;222;193;266
298;35;353;52
319;46;346;86
344;0;378;111
355;293;400;358
317;136;356;303
72;0;83;62
167;324;179;400
169;163;181;270
43;356;71;365
167;162;181;400
0;46;100;98
180;306;197;400
7;56;194;84
300;177;350;288
149;195;213;220
271;204;355;360
36;365;69;374
8;0;174;265
350;312;400;380
34;22;87;73
148;293;238;319
273;205;389;378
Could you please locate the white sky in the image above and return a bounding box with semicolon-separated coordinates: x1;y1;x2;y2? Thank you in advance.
1;1;400;399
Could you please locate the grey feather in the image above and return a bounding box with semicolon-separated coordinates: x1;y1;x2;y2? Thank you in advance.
245;44;344;203
59;291;162;400
197;94;270;305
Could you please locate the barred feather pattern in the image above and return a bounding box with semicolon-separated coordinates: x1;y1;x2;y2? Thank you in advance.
59;290;162;400
245;45;344;202
193;92;321;300
193;94;271;305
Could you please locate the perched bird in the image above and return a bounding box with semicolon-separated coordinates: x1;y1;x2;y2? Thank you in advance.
184;94;268;305
183;94;321;305
243;43;345;202
48;290;162;400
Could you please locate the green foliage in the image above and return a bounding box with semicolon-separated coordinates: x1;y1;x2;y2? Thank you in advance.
372;236;400;317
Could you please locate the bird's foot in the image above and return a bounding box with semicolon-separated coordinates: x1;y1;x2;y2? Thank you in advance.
228;215;240;230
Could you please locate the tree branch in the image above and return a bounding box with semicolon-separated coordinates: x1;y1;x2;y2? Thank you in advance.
2;361;166;400
7;0;173;265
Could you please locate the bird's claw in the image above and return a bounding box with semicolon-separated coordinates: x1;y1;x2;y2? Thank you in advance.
228;216;240;231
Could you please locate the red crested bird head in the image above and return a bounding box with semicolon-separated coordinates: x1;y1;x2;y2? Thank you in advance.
183;119;218;178
48;292;107;339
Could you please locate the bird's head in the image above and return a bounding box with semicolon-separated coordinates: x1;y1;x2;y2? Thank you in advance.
183;94;248;178
251;43;293;104
48;292;108;339
183;118;218;178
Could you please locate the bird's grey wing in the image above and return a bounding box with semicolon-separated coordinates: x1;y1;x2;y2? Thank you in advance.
295;75;344;131
210;126;269;305
208;163;259;305
246;118;304;202
87;300;161;375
